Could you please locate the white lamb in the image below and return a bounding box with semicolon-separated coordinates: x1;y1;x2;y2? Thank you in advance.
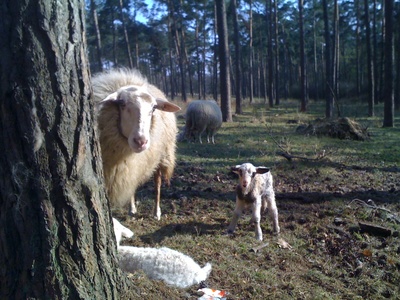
112;218;212;289
118;246;212;289
227;163;280;241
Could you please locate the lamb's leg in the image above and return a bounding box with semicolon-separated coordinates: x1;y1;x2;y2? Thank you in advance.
267;194;280;235
252;200;263;241
227;199;244;234
153;168;162;220
129;195;137;217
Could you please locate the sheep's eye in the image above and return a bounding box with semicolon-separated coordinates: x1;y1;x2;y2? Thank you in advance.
251;172;256;177
151;105;157;114
238;170;242;176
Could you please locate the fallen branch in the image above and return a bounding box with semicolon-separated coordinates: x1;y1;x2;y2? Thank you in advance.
359;222;392;237
276;151;321;162
347;199;400;224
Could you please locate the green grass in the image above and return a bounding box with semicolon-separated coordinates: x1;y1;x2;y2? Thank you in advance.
114;98;400;299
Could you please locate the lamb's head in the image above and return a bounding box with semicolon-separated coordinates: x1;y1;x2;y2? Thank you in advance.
101;85;180;153
231;163;270;192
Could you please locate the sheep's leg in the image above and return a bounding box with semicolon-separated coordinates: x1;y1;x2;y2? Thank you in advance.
129;196;137;217
252;200;263;241
227;199;244;234
153;168;162;220
266;194;280;235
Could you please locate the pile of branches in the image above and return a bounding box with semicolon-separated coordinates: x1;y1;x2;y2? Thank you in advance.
296;117;370;141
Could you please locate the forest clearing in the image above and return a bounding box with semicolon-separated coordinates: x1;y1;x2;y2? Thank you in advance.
114;99;400;299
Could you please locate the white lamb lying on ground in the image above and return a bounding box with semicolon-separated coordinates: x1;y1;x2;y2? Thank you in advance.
118;246;212;289
112;218;212;289
227;163;280;241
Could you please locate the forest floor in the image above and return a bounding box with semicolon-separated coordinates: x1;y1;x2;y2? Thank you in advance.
113;99;400;300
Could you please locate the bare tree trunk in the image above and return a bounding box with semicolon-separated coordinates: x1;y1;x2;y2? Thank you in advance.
216;0;232;122
355;0;361;99
382;0;394;127
364;0;375;116
273;0;280;106
90;0;103;71
267;0;275;108
313;0;319;102
118;0;133;68
323;0;334;118
231;0;243;114
249;0;254;104
333;0;340;101
0;0;130;298
299;0;307;112
167;5;176;99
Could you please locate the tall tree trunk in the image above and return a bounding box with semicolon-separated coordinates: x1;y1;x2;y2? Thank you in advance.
364;0;375;116
215;0;232;122
333;0;340;102
313;0;319;102
0;0;130;298
395;9;400;111
273;0;280;106
382;0;394;127
267;0;275;108
112;8;119;67
355;0;361;99
167;6;176;100
299;0;307;112
90;0;103;72
231;0;243;114
323;0;334;118
118;0;134;68
249;0;254;104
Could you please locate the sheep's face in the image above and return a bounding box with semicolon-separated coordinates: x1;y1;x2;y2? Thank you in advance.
231;163;270;191
102;85;180;153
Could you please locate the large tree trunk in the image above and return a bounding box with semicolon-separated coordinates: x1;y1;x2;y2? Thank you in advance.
0;0;130;298
216;0;232;122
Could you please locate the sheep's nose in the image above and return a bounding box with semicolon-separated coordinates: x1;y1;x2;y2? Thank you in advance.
134;136;148;147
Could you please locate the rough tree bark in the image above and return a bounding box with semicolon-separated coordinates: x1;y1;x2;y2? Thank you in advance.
0;0;130;298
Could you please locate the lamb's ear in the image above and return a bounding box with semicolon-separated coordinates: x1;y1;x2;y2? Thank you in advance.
256;167;270;174
155;98;181;112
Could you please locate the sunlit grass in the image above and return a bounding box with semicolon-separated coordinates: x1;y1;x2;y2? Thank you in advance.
115;98;400;299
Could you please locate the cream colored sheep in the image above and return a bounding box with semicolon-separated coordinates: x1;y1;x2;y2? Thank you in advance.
92;69;180;219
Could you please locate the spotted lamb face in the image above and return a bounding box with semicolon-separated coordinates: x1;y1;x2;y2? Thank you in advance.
101;85;180;153
231;163;270;190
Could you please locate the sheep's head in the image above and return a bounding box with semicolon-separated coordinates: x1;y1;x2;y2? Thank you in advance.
231;163;270;191
101;85;181;153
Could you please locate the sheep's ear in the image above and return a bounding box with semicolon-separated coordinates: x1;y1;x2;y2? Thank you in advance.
231;166;240;174
155;98;181;112
100;91;119;103
256;167;270;174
